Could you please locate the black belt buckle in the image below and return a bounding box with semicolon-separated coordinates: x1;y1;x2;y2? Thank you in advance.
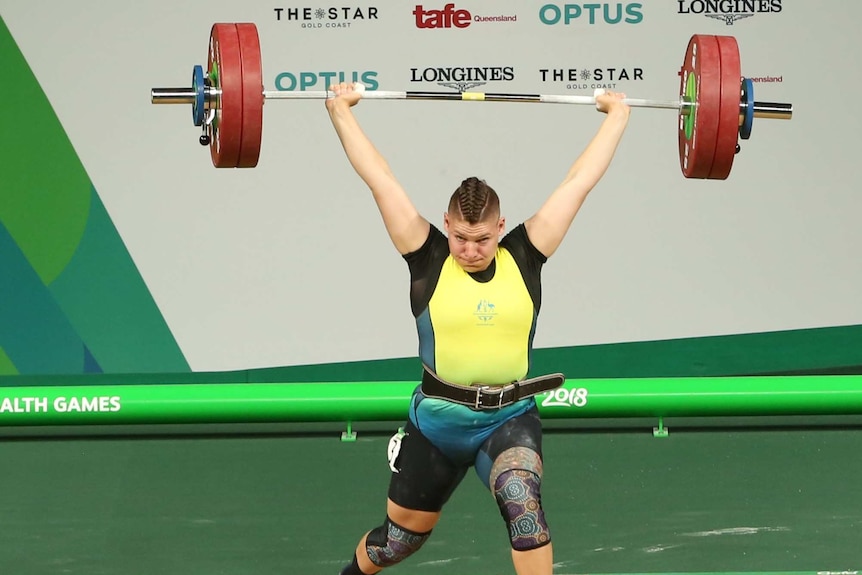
475;385;504;410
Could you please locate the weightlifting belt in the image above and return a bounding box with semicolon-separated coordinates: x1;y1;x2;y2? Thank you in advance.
421;367;566;410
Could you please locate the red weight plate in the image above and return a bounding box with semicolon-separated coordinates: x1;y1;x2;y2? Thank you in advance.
678;35;721;179
708;35;742;180
208;23;243;168
236;23;264;168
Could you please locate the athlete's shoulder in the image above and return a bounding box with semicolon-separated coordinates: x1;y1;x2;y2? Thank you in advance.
501;223;547;263
404;225;446;261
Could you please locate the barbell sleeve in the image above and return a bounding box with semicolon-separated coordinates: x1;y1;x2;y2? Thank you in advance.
151;87;200;104
748;101;793;120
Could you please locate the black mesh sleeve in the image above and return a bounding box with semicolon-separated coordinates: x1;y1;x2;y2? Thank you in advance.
402;226;450;318
500;223;547;311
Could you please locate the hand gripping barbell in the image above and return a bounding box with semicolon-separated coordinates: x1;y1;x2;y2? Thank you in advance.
151;23;793;179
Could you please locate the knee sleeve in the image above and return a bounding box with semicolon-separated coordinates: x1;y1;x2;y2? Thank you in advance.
365;516;431;568
494;469;551;551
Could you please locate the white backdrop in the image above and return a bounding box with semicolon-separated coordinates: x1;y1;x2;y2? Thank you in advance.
2;1;860;371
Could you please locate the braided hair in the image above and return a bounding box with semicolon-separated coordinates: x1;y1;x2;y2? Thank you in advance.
447;177;500;224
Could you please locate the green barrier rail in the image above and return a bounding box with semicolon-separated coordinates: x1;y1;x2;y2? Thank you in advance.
1;376;861;427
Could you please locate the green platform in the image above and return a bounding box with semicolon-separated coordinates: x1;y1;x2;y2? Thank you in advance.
1;422;859;575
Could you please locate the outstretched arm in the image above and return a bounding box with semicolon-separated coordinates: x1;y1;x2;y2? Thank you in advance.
525;91;630;258
326;82;430;255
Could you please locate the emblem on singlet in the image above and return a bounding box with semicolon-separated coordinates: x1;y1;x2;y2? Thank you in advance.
474;299;498;325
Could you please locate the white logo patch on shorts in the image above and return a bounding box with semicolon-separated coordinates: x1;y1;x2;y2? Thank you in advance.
387;427;407;473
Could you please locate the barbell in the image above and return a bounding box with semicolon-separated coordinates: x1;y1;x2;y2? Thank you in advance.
150;23;793;179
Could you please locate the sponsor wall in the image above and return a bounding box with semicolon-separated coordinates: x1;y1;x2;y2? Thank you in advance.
1;1;860;374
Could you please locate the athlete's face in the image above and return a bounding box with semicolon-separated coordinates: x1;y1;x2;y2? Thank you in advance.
444;212;505;273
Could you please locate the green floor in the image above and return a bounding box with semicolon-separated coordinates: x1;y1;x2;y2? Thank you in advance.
1;424;860;575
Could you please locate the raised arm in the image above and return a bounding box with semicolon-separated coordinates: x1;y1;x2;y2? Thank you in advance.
326;82;429;255
525;90;630;258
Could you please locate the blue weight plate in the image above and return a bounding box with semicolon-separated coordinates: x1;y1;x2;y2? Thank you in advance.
740;77;754;140
192;64;205;126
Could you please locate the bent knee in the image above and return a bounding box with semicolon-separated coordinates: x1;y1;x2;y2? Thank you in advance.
365;516;432;568
494;469;551;551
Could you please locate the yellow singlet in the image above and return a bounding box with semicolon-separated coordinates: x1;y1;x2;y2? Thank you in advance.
427;247;535;386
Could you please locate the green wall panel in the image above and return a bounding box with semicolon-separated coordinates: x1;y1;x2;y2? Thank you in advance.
0;15;188;375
